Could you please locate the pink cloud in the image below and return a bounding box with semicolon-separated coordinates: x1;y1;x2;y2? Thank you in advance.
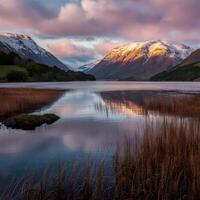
47;39;123;66
94;40;122;56
48;40;97;66
48;41;79;58
48;39;122;59
0;0;199;43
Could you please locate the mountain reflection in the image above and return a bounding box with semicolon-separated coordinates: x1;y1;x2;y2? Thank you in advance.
100;100;144;117
0;90;149;156
41;91;148;120
1;88;200;190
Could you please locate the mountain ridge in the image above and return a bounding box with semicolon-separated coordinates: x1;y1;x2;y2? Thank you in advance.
77;59;101;73
88;40;193;80
179;49;200;67
0;32;69;71
0;50;95;82
151;48;200;81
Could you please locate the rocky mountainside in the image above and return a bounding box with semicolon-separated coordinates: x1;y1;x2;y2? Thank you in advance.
0;33;69;70
151;49;200;81
89;40;193;80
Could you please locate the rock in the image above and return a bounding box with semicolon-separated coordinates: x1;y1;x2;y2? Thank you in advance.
4;114;59;130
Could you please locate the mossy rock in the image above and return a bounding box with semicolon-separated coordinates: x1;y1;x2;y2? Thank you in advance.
4;114;60;130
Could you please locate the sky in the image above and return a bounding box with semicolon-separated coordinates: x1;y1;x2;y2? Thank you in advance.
0;0;200;68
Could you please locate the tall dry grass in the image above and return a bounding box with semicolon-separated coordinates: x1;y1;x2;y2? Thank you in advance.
0;88;64;120
101;90;200;119
144;95;200;118
113;118;200;200
2;117;200;200
2;93;200;199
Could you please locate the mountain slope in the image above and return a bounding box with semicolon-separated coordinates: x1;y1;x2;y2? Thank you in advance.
0;51;95;82
89;40;193;80
150;62;200;81
179;49;200;66
0;33;69;71
151;49;200;81
78;60;100;73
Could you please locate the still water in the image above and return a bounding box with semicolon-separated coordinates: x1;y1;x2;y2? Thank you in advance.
1;82;200;187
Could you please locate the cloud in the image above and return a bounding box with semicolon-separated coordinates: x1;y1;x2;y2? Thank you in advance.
0;0;200;67
94;40;122;56
0;0;199;43
48;40;97;66
47;39;122;67
48;41;82;58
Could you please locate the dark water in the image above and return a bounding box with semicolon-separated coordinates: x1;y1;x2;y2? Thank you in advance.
1;82;200;188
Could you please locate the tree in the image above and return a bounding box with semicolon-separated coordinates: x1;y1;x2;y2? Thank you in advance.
6;70;28;82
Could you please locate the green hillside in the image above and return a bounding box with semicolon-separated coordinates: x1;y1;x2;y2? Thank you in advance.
0;52;95;82
0;65;27;81
150;62;200;81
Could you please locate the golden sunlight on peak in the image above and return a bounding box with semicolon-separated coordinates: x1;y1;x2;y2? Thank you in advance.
148;46;168;57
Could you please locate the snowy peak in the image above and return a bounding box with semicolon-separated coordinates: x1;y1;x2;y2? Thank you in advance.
105;40;193;64
0;32;69;70
89;40;194;80
0;32;32;40
0;32;45;55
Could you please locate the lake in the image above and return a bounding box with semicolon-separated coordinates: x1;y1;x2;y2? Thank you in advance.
1;81;200;191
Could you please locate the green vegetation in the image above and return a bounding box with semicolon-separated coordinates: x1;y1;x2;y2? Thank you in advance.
0;52;21;65
4;114;60;130
150;62;200;81
7;70;28;82
0;65;27;81
0;52;96;82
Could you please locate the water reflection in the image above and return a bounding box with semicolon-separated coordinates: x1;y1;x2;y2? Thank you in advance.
40;91;147;121
0;88;200;188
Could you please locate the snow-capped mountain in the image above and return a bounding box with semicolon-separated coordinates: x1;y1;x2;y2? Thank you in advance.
77;60;100;73
89;40;194;80
0;33;69;70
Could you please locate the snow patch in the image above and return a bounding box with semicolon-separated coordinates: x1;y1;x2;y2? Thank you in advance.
0;32;46;55
106;40;193;64
0;32;69;70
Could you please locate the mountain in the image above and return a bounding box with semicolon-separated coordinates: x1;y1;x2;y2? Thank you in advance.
88;40;193;80
0;33;69;71
151;49;200;81
0;49;95;82
77;60;100;73
179;49;200;66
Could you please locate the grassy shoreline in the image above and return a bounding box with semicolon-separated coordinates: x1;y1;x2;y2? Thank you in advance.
0;88;64;121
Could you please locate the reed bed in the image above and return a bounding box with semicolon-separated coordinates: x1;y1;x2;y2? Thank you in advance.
144;95;200;118
0;88;64;120
113;118;200;200
2;117;200;200
2;92;200;199
101;90;200;119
